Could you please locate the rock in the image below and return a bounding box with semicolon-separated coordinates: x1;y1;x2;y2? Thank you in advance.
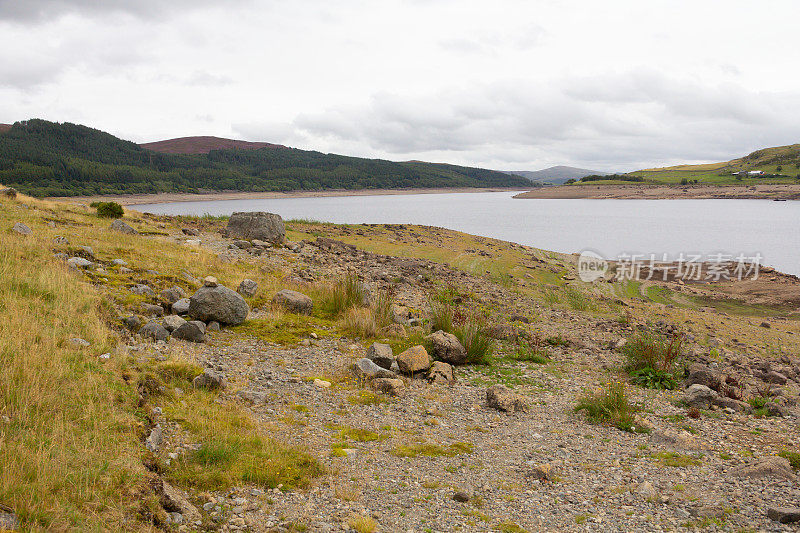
80;245;94;257
350;358;396;380
372;377;404;396
203;276;218;287
486;384;528;413
730;456;795;480
313;378;332;388
0;511;17;531
425;330;467;365
139;321;170;342
760;321;771;328
685;364;722;391
112;258;128;266
130;284;156;297
11;222;31;235
766;370;788;385
651;428;701;450
109;219;137;234
637;481;659;501
193;369;226;390
528;461;560;482
428;361;454;385
452;491;470;503
237;389;268;404
0;186;17;198
396;345;432;374
226;211;285;244
122;315;142;330
171;298;190;315
160;286;186;306
366;342;394;369
145;424;162;452
188;285;249;325
391;304;410;324
206;321;220;332
181;228;199;236
237;279;258;297
140;303;165;317
272;289;313;314
172;321;206;343
160;481;201;525
68;337;90;348
162;315;187;332
683;384;719;409
767;507;800;524
379;324;407;338
233;239;252;249
67;257;93;269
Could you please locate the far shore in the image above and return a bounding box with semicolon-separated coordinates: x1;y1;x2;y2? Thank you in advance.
54;187;524;206
514;183;800;200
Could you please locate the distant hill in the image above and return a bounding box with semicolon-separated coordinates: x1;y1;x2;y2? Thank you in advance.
505;165;607;184
0;124;11;134
140;136;284;154
0;119;530;197
628;144;800;184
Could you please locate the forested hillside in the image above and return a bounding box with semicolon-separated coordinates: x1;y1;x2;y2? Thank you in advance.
0;120;529;196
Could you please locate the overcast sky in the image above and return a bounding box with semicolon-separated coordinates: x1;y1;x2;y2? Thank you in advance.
1;0;799;172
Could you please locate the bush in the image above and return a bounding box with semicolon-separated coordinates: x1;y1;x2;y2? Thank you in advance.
95;201;124;218
454;319;494;364
575;381;646;433
620;332;683;390
322;271;365;317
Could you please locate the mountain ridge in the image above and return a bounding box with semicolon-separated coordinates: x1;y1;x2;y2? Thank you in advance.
505;165;607;184
140;135;285;154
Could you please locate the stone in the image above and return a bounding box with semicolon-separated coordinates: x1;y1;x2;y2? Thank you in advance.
67;257;93;269
145;424;162;452
162;315;187;332
160;286;186;306
206;321;220;332
226;211;285;244
68;337;90;348
112;258;128;266
109;219;137;234
313;378;331;388
372;377;404;396
452;491;470;503
391;304;410;324
0;186;17;198
140;303;164;317
730;456;795;480
685;364;722;391
11;222;31;235
237;389;268;404
396;345;431;374
0;511;17;531
766;370;788;385
683;384;719;410
160;481;201;524
193;369;226;390
203;276;218;287
122;315;142;330
233;239;252;249
188;285;249;325
637;481;659;501
426;330;467;365
350;358;396;380
237;278;258;297
366;342;394;369
651;428;701;450
428;361;454;385
80;245;94;257
130;284;156;297
767;507;800;524
486;384;528;413
172;321;206;343
528;461;560;482
272;289;313;314
760;321;772;328
379;324;406;338
171;298;190;315
139;321;170;342
181;228;199;236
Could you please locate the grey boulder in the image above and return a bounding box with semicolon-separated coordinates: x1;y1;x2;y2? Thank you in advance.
272;289;313;314
188;285;249;325
193;369;226;390
366;342;394;369
237;279;258;297
139;320;170;342
109;219;137;234
426;330;467;365
351;358;396;380
12;222;31;235
225;211;285;244
172;298;190;315
172;321;206;343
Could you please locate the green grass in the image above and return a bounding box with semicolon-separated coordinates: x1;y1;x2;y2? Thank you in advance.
391;442;473;458
232;314;334;345
778;449;800;469
454;320;495;364
575;381;644;433
620;332;683;390
652;452;701;468
511;342;550;364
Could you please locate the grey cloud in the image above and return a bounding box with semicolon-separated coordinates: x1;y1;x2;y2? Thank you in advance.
0;0;253;23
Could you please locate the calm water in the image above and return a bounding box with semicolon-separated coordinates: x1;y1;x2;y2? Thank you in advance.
137;191;800;275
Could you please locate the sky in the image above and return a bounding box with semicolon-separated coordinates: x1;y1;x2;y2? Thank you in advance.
1;0;799;172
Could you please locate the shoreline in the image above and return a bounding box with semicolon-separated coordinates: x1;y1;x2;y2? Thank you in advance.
513;183;800;200
53;187;523;206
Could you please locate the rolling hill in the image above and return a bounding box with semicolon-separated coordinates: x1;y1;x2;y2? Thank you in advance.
0;124;11;134
0;119;530;197
506;165;607;184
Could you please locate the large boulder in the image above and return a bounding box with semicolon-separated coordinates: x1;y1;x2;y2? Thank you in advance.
366;342;394;369
272;289;313;314
172;321;206;343
109;219;137;234
225;212;285;244
188;285;249;325
350;358;396;380
683;384;719;410
486;384;528;413
426;330;467;365
730;456;795;481
172;298;190;315
428;361;454;385
12;222;31;236
139;320;169;342
160;286;186;307
372;377;404;396
237;279;258;297
193;369;226;390
396;345;431;374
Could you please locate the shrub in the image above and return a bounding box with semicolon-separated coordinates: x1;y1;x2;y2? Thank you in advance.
575;381;644;433
621;332;683;389
778;449;800;470
95;201;124;218
454;319;494;364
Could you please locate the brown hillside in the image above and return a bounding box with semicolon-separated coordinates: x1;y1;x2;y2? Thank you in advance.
139;135;284;154
0;124;11;133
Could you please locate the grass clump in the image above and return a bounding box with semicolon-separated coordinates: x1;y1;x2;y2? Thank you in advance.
497;521;529;533
348;390;390;406
621;332;684;390
321;271;365;316
778;449;800;469
94;201;124;218
391;441;473;458
454;319;494;364
575;381;645;433
652;451;701;467
511;341;550;364
348;514;377;533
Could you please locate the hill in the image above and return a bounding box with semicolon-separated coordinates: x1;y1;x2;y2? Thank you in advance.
0;124;11;133
140;135;284;154
0;119;530;197
627;144;800;184
505;165;606;185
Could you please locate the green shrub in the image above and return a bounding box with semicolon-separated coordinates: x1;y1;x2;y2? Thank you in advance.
575;381;644;433
778;449;800;469
454;319;493;364
429;296;455;333
322;271;365;316
95;201;124;218
621;332;683;390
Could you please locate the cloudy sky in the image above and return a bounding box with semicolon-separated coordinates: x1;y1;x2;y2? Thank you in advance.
1;0;799;172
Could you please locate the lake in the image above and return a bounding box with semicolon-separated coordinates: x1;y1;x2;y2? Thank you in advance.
137;191;800;276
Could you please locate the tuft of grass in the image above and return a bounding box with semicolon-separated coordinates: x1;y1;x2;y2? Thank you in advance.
511;341;550;364
391;441;473;458
652;451;701;468
621;332;683;390
348;514;377;533
778;449;800;469
564;286;595;312
575;381;645;433
454;319;494;365
348;390;390;406
497;521;529;533
321;271;365;316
